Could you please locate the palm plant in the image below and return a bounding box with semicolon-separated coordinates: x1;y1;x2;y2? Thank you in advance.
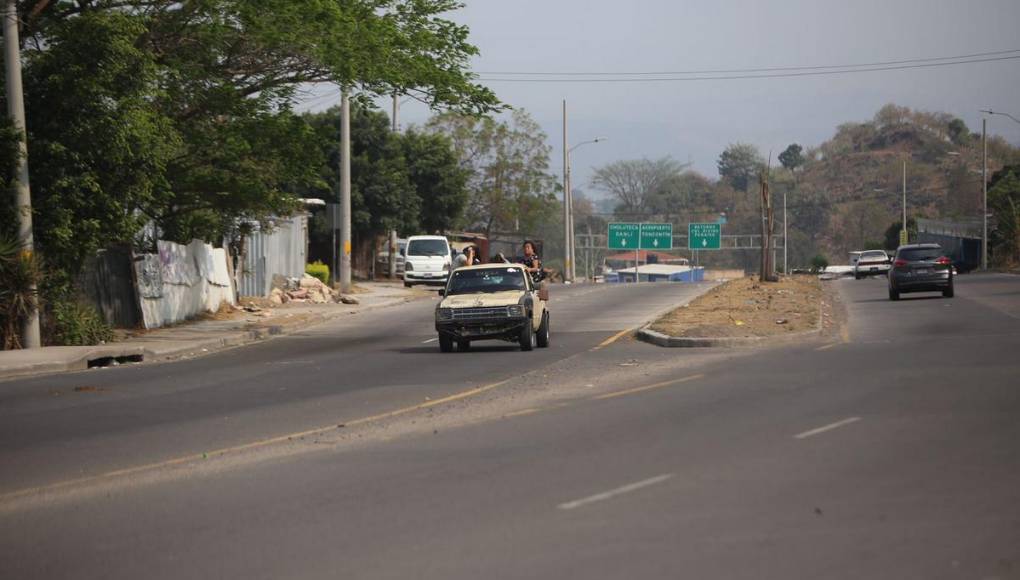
0;237;41;349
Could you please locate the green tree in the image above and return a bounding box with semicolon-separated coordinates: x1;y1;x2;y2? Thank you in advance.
20;12;180;275
883;218;918;251
12;0;501;271
717;143;764;192
590;157;687;215
427;109;559;236
988;165;1020;265
778;143;805;174
400;130;469;234
947;118;970;146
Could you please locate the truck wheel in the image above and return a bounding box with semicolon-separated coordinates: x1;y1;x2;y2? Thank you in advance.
519;319;535;351
457;340;471;352
438;334;453;353
536;312;550;348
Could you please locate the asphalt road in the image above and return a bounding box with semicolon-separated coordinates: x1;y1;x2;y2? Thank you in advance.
0;281;713;493
3;274;1019;579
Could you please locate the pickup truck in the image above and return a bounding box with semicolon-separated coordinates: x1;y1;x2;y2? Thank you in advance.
853;250;891;279
434;263;550;352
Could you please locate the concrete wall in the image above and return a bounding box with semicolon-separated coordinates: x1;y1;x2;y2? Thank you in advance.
133;240;235;329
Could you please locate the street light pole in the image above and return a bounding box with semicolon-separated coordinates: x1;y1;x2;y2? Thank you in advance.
982;117;987;270
564;137;608;283
4;0;40;348
562;100;571;282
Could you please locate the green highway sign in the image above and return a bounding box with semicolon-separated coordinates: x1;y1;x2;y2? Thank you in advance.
609;223;674;250
639;223;673;250
688;222;722;250
608;223;640;250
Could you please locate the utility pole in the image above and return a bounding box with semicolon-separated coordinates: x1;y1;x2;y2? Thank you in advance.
388;93;399;280
4;0;40;348
901;159;907;245
562;100;572;282
783;188;788;275
339;89;352;293
982;118;988;270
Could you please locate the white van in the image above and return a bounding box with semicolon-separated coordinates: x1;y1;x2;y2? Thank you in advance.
403;235;452;287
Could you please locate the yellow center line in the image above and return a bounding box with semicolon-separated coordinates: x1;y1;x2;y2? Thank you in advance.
593;327;633;350
504;407;541;418
0;377;515;505
594;374;705;400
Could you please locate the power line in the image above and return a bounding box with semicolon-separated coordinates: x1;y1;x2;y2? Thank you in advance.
584;177;988;217
477;54;1020;83
477;48;1020;76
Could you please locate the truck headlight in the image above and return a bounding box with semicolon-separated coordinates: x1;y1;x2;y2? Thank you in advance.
405;262;413;271
436;308;453;321
443;262;450;272
507;305;525;317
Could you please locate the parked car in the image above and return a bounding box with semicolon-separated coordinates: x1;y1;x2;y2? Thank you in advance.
888;243;954;300
403;235;452;288
376;238;407;275
854;249;891;279
434;263;550;352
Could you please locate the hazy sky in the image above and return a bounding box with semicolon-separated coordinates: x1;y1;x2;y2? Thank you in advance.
303;0;1020;195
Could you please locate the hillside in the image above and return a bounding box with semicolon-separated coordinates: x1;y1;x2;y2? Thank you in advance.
775;104;1020;265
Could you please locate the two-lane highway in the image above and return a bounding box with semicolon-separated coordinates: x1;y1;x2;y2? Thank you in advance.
2;274;1019;579
0;281;714;494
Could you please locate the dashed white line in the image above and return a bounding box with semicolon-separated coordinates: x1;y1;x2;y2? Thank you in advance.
421;338;438;343
794;416;861;440
557;474;674;510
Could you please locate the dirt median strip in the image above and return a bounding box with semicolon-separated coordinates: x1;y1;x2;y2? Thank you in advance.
640;275;823;347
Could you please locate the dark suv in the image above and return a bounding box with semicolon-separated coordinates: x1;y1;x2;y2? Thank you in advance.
888;243;954;301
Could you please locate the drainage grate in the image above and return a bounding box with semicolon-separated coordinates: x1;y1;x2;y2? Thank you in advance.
87;354;144;369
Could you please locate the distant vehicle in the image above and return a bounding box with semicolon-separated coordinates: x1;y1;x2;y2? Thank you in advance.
434;263;550;352
404;235;452;288
888;243;954;301
854;250;891;279
376;238;407;275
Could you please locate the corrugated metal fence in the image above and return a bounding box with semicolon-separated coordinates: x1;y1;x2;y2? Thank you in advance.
237;214;309;297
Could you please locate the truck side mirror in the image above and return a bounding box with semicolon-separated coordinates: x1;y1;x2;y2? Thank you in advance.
438;288;445;297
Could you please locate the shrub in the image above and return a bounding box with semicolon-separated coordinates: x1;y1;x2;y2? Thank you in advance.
305;261;329;285
810;254;829;273
48;298;113;346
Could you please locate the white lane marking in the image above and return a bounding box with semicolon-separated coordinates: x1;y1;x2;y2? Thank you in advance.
421;338;438;343
557;474;674;510
794;416;861;440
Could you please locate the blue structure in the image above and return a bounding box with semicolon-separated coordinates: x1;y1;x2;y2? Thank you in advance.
608;266;705;283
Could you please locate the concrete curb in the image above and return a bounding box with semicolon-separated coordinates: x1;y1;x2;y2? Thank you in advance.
636;325;822;348
0;294;421;382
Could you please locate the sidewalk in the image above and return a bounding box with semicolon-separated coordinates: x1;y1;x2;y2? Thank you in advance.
0;282;429;381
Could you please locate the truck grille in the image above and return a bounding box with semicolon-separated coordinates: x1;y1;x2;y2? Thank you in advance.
451;307;509;320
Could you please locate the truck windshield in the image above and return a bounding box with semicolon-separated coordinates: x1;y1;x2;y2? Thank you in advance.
407;239;448;256
447;268;526;295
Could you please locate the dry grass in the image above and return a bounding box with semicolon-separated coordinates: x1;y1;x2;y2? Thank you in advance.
650;275;822;338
